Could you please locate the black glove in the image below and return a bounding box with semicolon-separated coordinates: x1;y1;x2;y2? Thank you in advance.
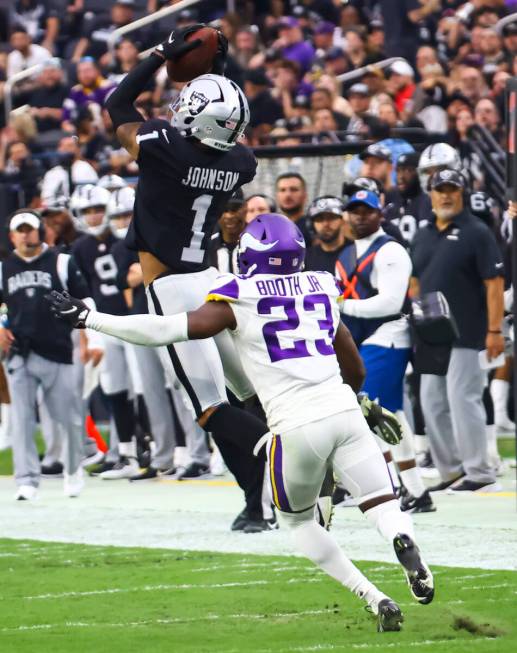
359;394;403;446
45;290;90;329
155;24;206;61
211;30;229;75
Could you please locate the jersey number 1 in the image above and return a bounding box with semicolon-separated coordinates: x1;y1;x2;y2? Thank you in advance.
182;194;213;264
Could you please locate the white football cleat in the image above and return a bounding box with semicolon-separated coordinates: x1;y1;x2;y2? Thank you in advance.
100;457;139;480
15;485;38;501
64;468;84;497
81;450;105;467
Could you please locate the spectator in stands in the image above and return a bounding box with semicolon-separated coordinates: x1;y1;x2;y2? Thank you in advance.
271;59;313;103
107;37;155;104
234;27;261;69
313;22;335;53
311;108;340;143
310;88;349;129
10;0;59;54
40;135;98;204
0;139;43;206
502;21;517;60
449;107;484;189
305;196;347;273
72;0;138;64
386;60;416;114
323;46;351;77
343;28;370;69
458;67;487;106
274;17;315;74
474;97;504;145
62;58;115;131
74;106;107;169
244;68;283;144
346;83;383;135
411;169;504;494
380;0;439;63
275;172;311;244
28;58;67;136
7;25;50;78
245;194;276;224
366;20;386;61
480;28;505;67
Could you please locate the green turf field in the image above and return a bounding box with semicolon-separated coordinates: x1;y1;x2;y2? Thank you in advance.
0;539;515;653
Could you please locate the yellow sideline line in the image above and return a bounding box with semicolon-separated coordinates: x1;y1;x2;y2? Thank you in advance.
475;491;516;497
158;479;238;487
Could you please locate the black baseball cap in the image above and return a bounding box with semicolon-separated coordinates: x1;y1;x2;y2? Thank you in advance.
225;188;245;210
359;143;392;162
308;196;345;219
430;169;465;190
396;152;420;169
244;68;271;87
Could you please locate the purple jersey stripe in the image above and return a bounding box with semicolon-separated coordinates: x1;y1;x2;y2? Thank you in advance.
272;435;291;512
207;278;239;302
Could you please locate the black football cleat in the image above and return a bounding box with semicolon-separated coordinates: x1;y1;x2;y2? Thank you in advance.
243;515;279;534
176;462;211;480
129;466;159;481
393;533;434;605
400;489;437;513
377;598;404;632
231;508;249;531
428;474;465;493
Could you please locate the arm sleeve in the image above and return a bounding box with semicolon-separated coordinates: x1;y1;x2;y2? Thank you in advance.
473;226;504;280
67;256;91;299
85;311;188;346
340;243;411;318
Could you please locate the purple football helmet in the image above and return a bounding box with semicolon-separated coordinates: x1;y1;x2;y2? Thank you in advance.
237;213;306;276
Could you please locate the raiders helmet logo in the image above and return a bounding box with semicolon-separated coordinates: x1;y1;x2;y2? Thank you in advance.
189;91;210;116
440;170;452;180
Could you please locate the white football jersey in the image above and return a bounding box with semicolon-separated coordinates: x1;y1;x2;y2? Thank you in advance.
207;270;358;432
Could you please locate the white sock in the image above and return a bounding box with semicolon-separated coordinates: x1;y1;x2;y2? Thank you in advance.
490;379;513;424
119;438;136;459
486;424;499;458
392;411;426;498
287;517;387;611
364;498;415;541
413;434;429;456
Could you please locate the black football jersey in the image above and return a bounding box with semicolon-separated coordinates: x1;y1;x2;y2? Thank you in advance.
0;248;90;364
384;190;434;244
72;231;128;315
126;119;257;273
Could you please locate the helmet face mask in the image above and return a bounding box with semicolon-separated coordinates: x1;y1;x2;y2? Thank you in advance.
418;143;462;193
237;213;306;276
171;74;250;151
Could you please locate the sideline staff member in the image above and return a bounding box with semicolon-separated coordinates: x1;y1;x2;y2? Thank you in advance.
411;170;504;493
0;210;91;500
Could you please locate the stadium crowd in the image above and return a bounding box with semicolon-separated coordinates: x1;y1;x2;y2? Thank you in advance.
0;1;515;530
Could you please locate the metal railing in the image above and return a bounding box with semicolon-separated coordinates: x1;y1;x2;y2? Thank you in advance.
468;124;506;203
336;57;408;84
107;0;203;57
3;61;53;126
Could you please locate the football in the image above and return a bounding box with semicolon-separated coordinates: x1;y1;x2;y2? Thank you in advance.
166;26;219;82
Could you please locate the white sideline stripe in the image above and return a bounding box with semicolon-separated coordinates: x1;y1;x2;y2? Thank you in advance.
252;639;499;652
460;583;515;590
24;577;324;600
0;609;334;633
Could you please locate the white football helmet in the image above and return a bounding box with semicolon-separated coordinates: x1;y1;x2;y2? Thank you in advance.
418;143;462;193
107;186;135;239
76;185;111;235
98;174;126;192
170;74;249;151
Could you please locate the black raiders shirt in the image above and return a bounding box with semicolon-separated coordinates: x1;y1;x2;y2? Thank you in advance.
127;119;257;273
72;231;128;315
0;247;90;364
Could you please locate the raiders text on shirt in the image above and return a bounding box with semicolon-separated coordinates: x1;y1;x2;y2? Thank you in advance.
181;167;240;191
8;270;52;295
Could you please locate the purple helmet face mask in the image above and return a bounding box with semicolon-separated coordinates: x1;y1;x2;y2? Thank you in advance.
237;213;306;276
